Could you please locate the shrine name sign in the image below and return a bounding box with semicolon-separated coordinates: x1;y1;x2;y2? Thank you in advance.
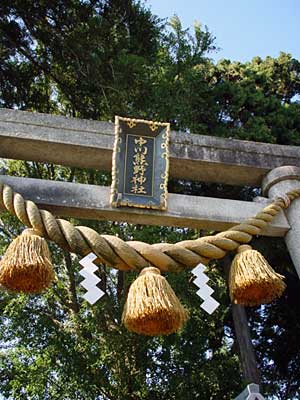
110;116;170;210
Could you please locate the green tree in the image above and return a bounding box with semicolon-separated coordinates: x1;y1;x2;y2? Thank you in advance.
0;0;161;118
210;54;300;144
142;15;218;133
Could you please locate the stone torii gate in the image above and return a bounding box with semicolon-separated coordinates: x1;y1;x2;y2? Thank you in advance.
1;108;300;397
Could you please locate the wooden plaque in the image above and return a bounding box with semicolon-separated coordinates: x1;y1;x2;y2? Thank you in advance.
110;116;170;210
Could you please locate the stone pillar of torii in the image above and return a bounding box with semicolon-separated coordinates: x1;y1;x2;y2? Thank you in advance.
235;166;300;399
262;166;300;279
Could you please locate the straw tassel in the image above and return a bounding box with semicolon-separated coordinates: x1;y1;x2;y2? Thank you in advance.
229;245;286;306
0;229;55;293
122;267;189;336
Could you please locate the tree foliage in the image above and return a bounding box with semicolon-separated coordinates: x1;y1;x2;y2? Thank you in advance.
0;1;300;399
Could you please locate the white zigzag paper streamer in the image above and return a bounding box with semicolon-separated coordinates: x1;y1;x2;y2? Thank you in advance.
79;253;105;305
191;263;220;314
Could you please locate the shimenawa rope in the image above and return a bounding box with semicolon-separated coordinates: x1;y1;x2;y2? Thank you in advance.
0;180;299;272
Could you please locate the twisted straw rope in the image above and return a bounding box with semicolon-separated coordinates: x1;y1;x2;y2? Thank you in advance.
0;180;299;272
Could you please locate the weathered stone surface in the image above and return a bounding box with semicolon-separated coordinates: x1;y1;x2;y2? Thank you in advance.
0;175;289;236
1;108;299;186
262;166;300;277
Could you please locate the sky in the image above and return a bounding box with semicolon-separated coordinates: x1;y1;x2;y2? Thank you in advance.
145;0;300;62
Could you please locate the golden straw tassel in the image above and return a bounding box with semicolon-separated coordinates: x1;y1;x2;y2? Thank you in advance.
229;245;286;306
0;228;55;293
122;266;189;336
